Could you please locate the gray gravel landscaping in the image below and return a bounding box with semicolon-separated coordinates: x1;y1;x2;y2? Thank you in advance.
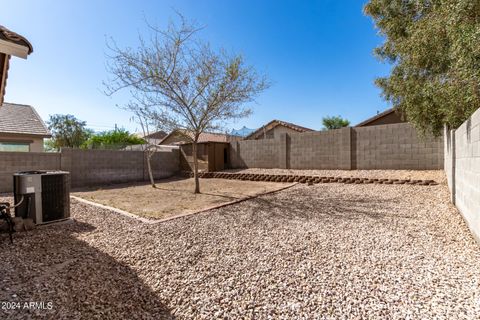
1;170;480;319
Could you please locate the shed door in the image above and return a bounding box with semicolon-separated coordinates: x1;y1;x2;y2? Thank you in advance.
214;144;227;171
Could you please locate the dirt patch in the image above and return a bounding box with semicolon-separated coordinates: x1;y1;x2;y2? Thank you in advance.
73;177;287;220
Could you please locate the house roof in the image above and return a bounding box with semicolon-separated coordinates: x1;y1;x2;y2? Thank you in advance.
144;130;168;140
0;103;51;137
0;53;10;106
123;144;179;151
0;25;33;56
245;119;314;139
159;129;238;145
355;108;405;127
0;25;33;106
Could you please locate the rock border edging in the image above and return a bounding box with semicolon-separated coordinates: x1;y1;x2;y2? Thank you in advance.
183;171;438;186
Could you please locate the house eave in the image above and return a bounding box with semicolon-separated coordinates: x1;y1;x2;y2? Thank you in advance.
0;39;30;59
0;131;51;139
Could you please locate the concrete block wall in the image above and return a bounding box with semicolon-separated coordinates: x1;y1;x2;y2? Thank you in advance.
231;138;281;168
0;148;179;192
0;152;61;192
231;123;443;170
445;108;480;242
63;149;145;188
354;123;443;169
289;128;351;169
147;149;181;180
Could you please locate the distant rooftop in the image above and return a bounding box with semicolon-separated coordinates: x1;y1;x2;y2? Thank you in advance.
144;130;168;140
355;108;406;127
0;103;51;137
245;119;314;139
159;129;240;145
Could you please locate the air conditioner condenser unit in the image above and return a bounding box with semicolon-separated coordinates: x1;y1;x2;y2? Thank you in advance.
13;171;70;224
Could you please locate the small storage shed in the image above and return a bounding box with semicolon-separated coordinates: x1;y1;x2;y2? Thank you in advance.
179;142;230;172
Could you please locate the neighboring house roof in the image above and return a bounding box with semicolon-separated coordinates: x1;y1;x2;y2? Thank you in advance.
246;119;314;139
355;108;406;127
123;144;179;151
144;130;167;140
0;25;33;56
159;129;239;145
0;103;51;137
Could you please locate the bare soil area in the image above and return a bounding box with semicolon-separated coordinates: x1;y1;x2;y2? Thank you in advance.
73;177;288;219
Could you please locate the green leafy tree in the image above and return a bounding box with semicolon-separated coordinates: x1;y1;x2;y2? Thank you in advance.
364;0;480;136
322;115;350;130
47;114;92;150
83;129;145;149
43;139;56;152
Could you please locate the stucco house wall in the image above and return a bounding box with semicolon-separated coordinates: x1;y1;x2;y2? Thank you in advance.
0;103;51;152
0;133;45;152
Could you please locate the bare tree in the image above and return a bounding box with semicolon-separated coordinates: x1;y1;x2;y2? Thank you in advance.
127;102;158;188
104;14;269;193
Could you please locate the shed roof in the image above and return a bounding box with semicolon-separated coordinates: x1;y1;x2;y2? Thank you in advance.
0;103;51;137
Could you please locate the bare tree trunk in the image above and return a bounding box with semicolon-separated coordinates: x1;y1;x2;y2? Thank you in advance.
192;141;200;194
146;149;156;188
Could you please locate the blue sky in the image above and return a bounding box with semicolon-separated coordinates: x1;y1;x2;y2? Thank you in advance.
2;0;390;133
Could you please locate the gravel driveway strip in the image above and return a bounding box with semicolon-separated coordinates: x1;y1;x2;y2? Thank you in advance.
1;173;480;319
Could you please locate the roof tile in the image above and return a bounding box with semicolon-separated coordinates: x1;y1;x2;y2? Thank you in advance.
0;103;51;137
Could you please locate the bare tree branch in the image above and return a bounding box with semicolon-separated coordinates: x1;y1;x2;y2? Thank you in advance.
104;13;269;193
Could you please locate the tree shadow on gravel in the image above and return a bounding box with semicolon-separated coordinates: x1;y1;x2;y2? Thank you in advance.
0;219;173;319
220;188;415;223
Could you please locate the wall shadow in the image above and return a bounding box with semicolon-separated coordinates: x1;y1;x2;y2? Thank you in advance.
0;219;173;319
466;118;472;142
72;175;190;192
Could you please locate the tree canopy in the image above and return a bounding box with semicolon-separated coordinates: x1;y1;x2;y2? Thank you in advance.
83;129;145;150
47;114;92;150
364;0;480;136
322;115;350;130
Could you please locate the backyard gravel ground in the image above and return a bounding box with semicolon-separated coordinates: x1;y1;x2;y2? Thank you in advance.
1;170;480;319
